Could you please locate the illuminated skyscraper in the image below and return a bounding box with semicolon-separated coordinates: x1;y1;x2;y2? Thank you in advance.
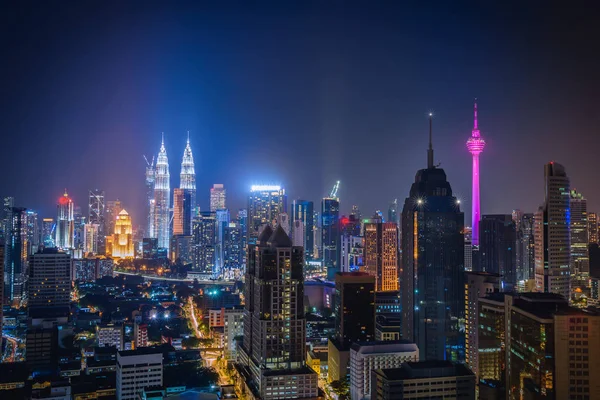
534;162;571;300
110;209;134;258
55;191;74;249
401;115;465;361
588;212;598;244
387;199;398;225
42;218;55;247
88;189;105;252
154;135;171;249
193;211;216;275
364;222;399;292
180;133;196;231
4;207;27;304
145;155;155;238
172;188;192;236
478;214;516;288
210;184;226;212
570;189;589;283
247;185;286;246
466;101;486;247
83;223;100;254
322;197;340;280
292;200;314;260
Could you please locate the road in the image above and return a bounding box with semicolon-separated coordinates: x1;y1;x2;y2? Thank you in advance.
187;297;202;338
2;335;18;362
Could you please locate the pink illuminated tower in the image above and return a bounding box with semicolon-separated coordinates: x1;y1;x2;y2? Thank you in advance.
466;101;485;246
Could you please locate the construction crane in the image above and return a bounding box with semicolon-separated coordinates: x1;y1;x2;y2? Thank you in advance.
329;180;340;199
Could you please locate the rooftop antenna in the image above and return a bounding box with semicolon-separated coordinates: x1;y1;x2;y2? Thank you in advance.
427;113;434;169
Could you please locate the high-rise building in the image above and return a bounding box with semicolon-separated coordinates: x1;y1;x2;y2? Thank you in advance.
154;135;171;249
466;102;486;247
96;323;124;350
534;162;571;299
223;221;242;269
237;225;318;399
478;214;517;288
210;184;226;212
370;361;476;400
116;349;163;400
247;185;286;246
464;226;473;272
570;189;589;283
238;209;248;266
349;341;419;400
24;210;40;252
554;308;600;400
364;222;399;292
42;218;55;247
322;197;340;280
180;134;196;232
145;155;155;238
477;292;506;383
387;199;398;225
105;200;122;238
88;189;105;251
215;209;230;275
340;234;363;273
329;272;376;383
133;322;148;348
28;248;71;315
4;207;27;304
172;188;192;236
83;223;100;254
292;200;314;260
0;245;3;326
55;191;74;249
401;115;465;362
73;205;85;250
588;212;598;244
193;211;216;276
109;209;134;258
505;293;568;399
464;272;500;380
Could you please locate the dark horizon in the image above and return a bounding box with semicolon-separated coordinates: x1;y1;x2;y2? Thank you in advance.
2;2;599;226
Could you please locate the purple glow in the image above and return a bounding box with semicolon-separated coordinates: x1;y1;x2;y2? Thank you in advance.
466;102;485;246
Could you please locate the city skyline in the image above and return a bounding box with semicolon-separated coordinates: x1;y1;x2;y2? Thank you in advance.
2;3;600;226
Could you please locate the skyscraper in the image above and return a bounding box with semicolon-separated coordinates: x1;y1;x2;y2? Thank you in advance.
172;188;192;236
193;211;216;276
466;102;486;247
4;207;27;304
588;212;598;244
401;115;465;362
570;189;589;282
28;248;71;315
55;191;74;249
387;199;398;225
88;189;105;251
247;185;286;246
110;209;134;258
83;223;100;254
237;225;318;399
322;197;340;280
180;133;196;231
291;199;314;260
144;155;155;238
210;184;226;212
154;135;171;249
42;218;55;248
534;162;571;300
478;214;517;288
364;222;399;292
514;212;535;283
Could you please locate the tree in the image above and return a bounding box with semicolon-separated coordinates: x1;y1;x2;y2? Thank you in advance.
330;377;350;400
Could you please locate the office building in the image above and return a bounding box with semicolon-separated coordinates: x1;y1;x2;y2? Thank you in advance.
570;189;589;283
238;209;248;266
193;211;216;276
247;185;286;246
97;323;124;350
171;235;193;264
464;272;500;380
292;199;314;260
210;184;226;212
4;207;27;304
329;272;376;383
55;191;74;249
237;225;318;399
28;248;71;314
477;292;506;385
223;222;242;269
292;219;304;247
464;226;473;272
478;214;516;288
322;197;340;280
364;222;399;292
116;348;163;400
514;211;535;283
277;212;290;236
223;307;243;360
134;322;148;348
340;234;363;273
350;341;418;400
109;209;134;258
401;116;465;362
375;314;401;341
554;309;600;399
172;188;192;236
154;135;171;249
0;245;3;326
589;212;598;244
83;223;100;254
215;209;230;275
88;189;105;251
24;209;40;251
505;293;568;399
534;162;571;299
142;238;158;259
387;199;398;225
180;133;196;230
26;320;60;373
370;361;476;400
42;218;55;247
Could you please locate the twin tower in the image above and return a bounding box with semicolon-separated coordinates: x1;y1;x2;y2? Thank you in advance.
147;133;196;249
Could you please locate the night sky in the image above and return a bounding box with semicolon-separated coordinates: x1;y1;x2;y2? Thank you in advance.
2;2;599;226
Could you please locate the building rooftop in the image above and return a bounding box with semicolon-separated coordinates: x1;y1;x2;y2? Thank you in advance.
350;340;418;355
118;347;164;357
262;365;317;377
377;361;475;381
511;292;569;320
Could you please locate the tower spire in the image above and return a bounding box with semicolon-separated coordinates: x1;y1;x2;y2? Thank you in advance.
473;99;478;130
427;113;434;169
187;130;190;144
